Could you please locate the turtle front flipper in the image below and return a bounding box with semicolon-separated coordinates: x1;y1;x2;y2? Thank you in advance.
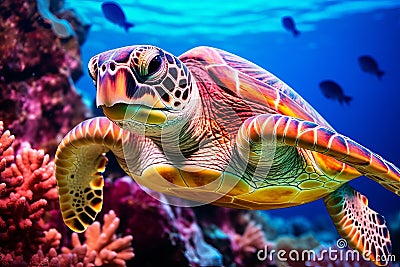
55;117;138;232
324;184;392;266
236;114;400;196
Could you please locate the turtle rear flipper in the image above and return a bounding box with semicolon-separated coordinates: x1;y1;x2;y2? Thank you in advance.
236;114;400;196
325;184;392;266
55;117;136;232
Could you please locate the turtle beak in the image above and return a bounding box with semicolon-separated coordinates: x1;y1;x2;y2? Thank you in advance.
96;61;136;108
96;61;167;122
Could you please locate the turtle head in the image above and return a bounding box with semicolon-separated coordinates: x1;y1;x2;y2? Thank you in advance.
88;45;199;131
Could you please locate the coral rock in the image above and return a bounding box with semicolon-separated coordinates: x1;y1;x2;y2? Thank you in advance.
0;0;90;155
102;176;222;266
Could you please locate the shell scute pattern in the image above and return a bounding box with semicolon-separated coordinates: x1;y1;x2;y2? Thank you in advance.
215;48;329;127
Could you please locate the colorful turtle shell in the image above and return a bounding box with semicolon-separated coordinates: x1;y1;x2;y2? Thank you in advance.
55;45;400;266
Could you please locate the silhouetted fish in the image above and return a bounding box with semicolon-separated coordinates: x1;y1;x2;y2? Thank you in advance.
282;16;300;37
358;55;384;80
319;80;352;105
101;1;134;32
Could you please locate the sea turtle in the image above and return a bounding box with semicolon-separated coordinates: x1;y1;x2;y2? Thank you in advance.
55;45;400;266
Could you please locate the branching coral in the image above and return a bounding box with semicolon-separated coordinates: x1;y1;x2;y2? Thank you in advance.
223;220;272;267
0;122;134;266
0;121;58;262
230;221;269;254
23;211;134;267
63;210;134;267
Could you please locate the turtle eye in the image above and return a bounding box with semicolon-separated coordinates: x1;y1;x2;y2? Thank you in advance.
147;55;162;76
136;49;165;80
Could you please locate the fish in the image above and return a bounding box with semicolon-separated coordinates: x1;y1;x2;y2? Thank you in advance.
358;55;384;80
282;16;300;37
319;80;352;105
101;1;134;32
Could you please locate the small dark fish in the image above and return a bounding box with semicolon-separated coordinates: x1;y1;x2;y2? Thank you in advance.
358;55;384;80
282;16;300;37
319;80;352;105
101;1;134;32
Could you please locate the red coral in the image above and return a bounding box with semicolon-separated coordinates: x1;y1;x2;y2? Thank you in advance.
27;210;136;267
0;121;59;262
0;122;134;267
63;210;134;267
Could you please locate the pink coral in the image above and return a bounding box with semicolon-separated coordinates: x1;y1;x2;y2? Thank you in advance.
197;207;272;266
27;211;134;267
26;211;134;267
63;210;134;267
223;218;272;267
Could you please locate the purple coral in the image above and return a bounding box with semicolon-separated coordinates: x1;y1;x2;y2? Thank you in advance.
0;0;90;155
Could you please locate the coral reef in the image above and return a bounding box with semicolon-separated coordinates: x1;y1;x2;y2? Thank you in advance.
61;210;134;267
0;122;134;266
2;117;395;266
0;0;90;155
195;207;272;267
274;234;320;267
228;221;272;267
102;176;223;267
0;121;58;262
202;224;236;266
55;8;91;46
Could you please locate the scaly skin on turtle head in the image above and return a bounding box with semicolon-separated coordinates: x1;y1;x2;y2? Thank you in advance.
88;45;200;135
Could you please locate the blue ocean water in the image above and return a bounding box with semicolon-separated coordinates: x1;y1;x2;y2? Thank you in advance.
72;0;400;223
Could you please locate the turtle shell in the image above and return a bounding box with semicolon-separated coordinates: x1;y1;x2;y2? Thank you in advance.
179;46;330;127
175;46;361;205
